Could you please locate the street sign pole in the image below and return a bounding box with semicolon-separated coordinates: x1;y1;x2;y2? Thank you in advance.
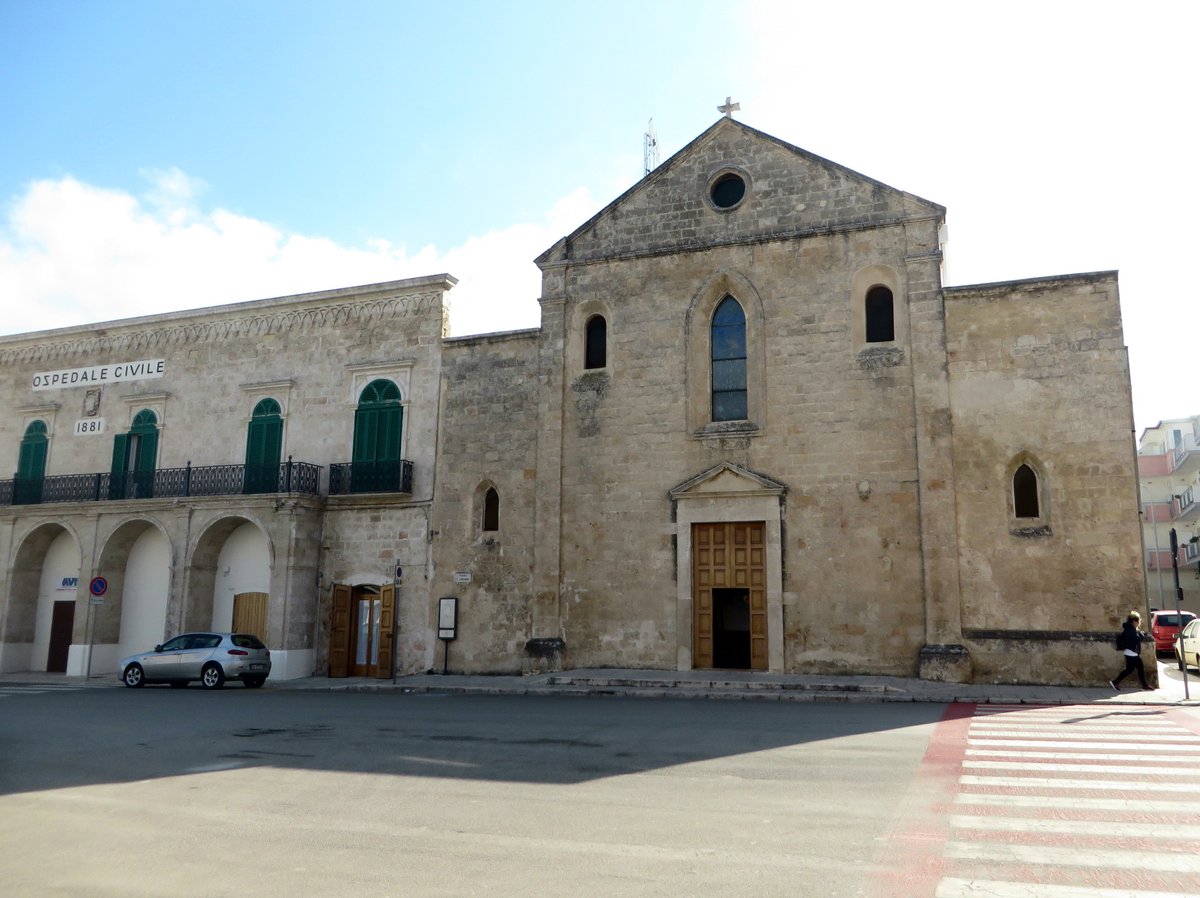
1169;529;1191;700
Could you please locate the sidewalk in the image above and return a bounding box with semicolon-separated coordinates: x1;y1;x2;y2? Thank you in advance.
12;660;1197;706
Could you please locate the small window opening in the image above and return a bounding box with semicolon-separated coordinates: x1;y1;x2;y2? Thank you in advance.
482;487;500;532
1013;464;1040;518
865;285;895;343
710;173;746;209
584;315;607;369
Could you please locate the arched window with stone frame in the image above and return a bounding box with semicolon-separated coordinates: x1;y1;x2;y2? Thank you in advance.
864;285;895;343
584;315;607;370
1007;454;1049;533
711;295;748;422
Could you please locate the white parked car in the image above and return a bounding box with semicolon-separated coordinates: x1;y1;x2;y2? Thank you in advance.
119;632;271;689
1176;619;1200;673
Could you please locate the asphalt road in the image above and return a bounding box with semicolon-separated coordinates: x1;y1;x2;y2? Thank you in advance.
0;688;945;897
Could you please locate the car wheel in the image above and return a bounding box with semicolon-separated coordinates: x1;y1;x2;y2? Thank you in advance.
243;676;265;689
200;663;226;690
122;664;145;688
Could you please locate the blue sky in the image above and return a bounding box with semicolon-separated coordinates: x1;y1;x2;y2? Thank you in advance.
2;1;1197;434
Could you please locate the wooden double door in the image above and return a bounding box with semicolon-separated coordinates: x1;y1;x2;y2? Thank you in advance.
329;584;395;678
693;522;767;671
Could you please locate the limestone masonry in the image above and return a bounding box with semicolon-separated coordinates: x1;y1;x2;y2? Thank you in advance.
0;118;1145;686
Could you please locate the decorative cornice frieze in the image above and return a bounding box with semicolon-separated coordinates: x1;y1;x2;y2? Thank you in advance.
0;291;445;367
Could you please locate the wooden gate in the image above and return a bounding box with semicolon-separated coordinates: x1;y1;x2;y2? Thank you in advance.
232;592;268;639
692;522;767;670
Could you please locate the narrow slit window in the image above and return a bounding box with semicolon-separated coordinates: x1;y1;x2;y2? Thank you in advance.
865;285;895;343
1013;464;1040;518
482;487;500;532
584;315;607;369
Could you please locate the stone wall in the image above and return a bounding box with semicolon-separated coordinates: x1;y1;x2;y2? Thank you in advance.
427;330;540;673
946;272;1144;683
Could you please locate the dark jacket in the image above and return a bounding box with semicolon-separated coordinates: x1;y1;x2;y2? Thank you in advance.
1119;620;1146;653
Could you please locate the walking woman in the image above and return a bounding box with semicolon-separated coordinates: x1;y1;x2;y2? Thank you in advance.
1111;610;1153;690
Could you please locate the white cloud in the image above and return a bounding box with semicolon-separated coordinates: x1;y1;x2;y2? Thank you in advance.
0;174;597;340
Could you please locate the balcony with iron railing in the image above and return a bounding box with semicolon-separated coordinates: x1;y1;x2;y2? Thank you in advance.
1175;486;1200;522
328;459;413;496
1171;434;1200;476
0;458;322;507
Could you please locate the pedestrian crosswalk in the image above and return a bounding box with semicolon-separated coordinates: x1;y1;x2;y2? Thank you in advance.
0;682;107;698
934;704;1200;897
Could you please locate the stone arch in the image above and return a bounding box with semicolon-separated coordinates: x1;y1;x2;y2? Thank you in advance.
184;515;274;634
684;269;767;435
2;522;82;672
95;516;175;667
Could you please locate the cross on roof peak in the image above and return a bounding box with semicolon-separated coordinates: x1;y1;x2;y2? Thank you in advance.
718;96;740;119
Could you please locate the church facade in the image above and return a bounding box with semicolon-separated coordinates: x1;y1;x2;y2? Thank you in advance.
0;118;1144;685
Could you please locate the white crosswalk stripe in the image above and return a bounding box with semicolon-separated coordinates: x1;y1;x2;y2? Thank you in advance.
934;704;1200;897
0;683;103;697
963;759;1200;775
937;877;1195;898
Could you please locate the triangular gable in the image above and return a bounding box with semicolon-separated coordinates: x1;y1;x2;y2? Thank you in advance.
668;462;787;501
536;117;944;268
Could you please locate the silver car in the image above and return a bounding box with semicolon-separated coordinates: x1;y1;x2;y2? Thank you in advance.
119;632;271;689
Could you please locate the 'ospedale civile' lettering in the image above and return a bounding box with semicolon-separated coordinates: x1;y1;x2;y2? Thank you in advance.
31;359;166;391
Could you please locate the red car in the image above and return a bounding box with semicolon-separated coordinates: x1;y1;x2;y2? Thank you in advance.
1149;610;1198;653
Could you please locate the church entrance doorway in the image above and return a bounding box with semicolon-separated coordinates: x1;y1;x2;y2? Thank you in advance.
692;522;766;670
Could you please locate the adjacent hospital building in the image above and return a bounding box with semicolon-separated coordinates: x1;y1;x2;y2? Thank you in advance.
0;117;1146;685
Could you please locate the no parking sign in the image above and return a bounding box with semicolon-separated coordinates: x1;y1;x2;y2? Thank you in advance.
89;577;107;605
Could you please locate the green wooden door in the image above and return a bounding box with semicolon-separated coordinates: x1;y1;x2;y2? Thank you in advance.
14;421;48;505
110;410;158;499
351;380;403;492
244;399;283;494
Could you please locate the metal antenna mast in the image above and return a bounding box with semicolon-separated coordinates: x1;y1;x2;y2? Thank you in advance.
643;118;659;177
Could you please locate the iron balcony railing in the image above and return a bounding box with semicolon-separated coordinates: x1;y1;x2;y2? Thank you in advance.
2;458;321;507
328;459;413;495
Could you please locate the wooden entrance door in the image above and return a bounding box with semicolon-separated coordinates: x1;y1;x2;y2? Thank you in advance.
330;584;394;679
693;522;767;670
47;600;75;673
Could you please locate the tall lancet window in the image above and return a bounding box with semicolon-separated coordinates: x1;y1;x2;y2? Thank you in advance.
711;295;747;422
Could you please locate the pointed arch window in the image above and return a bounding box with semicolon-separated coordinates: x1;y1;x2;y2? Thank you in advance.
584;315;607;370
482;487;500;532
15;420;48;505
110;409;159;499
244;398;283;494
711;295;747;422
351;380;404;493
865;285;895;343
1013;463;1040;518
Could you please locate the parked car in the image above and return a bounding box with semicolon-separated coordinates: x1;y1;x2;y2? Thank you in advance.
119;632;271;689
1149;610;1198;653
1176;619;1200;672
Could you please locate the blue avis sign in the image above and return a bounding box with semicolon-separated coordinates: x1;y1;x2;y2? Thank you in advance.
89;577;108;597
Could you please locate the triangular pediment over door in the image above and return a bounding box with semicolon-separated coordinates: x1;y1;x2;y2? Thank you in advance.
669;462;787;502
670;463;787;674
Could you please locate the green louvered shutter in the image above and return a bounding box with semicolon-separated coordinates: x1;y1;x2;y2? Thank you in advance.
15;421;48;504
